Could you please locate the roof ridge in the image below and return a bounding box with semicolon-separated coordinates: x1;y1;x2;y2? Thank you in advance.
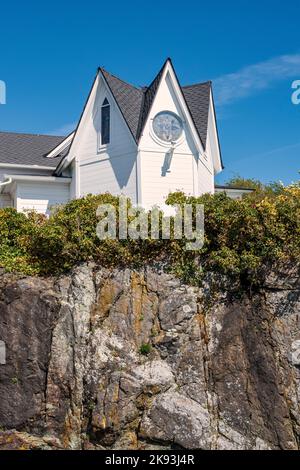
100;67;144;142
136;58;169;140
182;80;212;89
0;130;64;138
215;185;254;191
144;58;169;92
99;67;142;91
136;87;147;139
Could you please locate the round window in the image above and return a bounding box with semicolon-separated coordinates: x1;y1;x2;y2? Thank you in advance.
152;111;183;142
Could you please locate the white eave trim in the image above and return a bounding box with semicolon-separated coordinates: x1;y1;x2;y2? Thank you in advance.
209;89;223;174
0;177;13;194
3;174;72;184
165;61;205;154
56;72;100;175
56;69;139;176
45;132;75;159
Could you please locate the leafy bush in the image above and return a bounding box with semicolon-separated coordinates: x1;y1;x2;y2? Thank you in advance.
0;208;43;274
167;182;300;283
224;175;264;191
0;182;299;287
224;175;287;199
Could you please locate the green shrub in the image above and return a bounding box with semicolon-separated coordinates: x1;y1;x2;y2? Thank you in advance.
0;182;299;287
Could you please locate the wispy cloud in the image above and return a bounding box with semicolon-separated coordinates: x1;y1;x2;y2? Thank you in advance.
47;121;76;136
214;53;300;105
248;141;300;160
229;142;300;168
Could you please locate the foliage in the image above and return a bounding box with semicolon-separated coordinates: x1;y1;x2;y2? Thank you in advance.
167;181;300;283
224;175;287;199
0;180;299;287
139;343;152;355
225;175;264;191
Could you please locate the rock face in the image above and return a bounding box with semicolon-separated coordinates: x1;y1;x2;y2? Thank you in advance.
0;263;299;450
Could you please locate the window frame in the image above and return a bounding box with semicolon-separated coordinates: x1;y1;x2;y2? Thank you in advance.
100;98;110;147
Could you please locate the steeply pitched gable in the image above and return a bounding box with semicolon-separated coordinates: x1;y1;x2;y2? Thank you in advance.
136;59;168;140
55;59;221;172
100;60;212;148
1;61;221;176
100;68;144;142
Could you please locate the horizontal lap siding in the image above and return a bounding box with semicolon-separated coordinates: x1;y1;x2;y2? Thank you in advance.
77;77;138;204
198;158;214;194
80;155;137;203
141;151;194;209
17;182;70;214
138;71;206;210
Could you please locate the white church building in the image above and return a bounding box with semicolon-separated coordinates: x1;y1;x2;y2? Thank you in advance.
0;58;235;215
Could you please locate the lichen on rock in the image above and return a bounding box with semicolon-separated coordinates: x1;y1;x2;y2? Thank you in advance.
0;262;299;450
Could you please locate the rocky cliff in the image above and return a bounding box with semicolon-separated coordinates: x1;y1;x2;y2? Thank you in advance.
0;263;299;450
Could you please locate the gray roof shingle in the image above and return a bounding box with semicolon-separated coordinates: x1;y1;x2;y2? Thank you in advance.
0;132;66;168
100;61;212;148
100;69;144;142
136;60;166;140
182;81;211;148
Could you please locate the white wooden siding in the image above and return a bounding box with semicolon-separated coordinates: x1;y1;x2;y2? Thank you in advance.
16;182;70;214
138;69;203;209
64;160;77;199
76;76;138;204
139;150;195;210
80;153;137;202
67;65;219;208
198;157;214;194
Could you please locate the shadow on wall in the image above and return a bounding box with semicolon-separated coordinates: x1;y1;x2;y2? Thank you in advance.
92;83;136;192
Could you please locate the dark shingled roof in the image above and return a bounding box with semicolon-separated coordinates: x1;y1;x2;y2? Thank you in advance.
182;81;211;148
100;60;212;148
100;68;144;142
0;132;66;168
136;60;166;140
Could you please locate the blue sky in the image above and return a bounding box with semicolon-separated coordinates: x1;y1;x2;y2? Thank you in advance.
0;0;299;185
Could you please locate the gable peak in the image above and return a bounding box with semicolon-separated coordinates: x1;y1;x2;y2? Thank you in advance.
94;59;214;148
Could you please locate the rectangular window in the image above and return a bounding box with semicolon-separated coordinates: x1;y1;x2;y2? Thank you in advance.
101;104;110;145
